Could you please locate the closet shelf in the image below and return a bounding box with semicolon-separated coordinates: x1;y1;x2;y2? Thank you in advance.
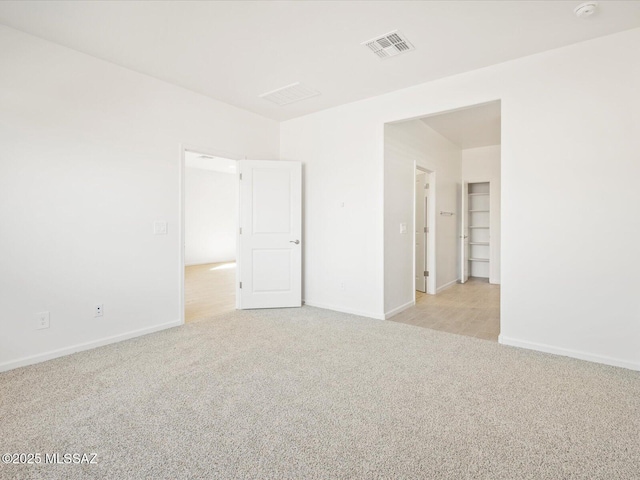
467;182;491;277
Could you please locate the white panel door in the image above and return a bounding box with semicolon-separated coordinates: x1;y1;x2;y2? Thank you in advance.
460;181;470;283
415;173;427;293
238;160;302;309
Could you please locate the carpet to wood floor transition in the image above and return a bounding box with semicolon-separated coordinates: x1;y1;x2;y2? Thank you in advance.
1;306;638;479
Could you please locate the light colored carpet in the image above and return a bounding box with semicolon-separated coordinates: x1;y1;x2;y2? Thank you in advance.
1;307;638;479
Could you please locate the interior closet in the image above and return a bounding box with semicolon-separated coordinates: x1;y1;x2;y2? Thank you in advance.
467;182;490;278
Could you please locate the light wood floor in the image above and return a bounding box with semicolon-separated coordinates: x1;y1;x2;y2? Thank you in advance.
185;262;236;323
390;277;500;341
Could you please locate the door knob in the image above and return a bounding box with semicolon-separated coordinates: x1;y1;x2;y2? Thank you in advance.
290;240;300;245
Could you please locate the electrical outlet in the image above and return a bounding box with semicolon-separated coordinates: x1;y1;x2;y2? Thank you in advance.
95;304;103;317
35;311;50;330
153;221;168;235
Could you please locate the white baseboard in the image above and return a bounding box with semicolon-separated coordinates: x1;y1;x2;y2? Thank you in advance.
302;300;385;320
384;300;415;320
0;319;182;373
499;335;640;372
436;279;458;293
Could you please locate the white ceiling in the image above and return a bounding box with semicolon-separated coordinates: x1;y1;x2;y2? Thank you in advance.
185;151;236;174
421;101;501;149
1;1;639;121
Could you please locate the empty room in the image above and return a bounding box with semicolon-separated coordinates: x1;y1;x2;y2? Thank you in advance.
183;150;239;322
1;1;639;479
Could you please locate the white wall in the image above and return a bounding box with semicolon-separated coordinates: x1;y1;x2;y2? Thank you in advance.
185;168;237;266
281;28;640;370
384;120;461;315
462;145;501;284
0;26;279;371
279;114;384;318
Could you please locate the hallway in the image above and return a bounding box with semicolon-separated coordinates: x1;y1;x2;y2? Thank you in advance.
391;278;500;341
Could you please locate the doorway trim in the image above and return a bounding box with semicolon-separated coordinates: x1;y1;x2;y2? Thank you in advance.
179;144;243;325
414;164;436;296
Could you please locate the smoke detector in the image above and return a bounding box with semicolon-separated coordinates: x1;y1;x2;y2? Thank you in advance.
362;30;415;59
574;2;598;17
259;82;320;106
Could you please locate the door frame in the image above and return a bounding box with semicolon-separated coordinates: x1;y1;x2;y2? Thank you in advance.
460;180;469;283
178;144;243;325
414;164;436;295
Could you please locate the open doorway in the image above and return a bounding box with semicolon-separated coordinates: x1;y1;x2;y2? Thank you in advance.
182;150;238;323
385;100;501;341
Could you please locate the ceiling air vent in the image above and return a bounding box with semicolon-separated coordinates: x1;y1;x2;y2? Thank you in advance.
259;82;320;106
362;30;415;59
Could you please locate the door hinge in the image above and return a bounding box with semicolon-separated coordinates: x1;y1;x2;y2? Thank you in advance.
239;227;242;234
425;183;429;189
424;227;428;233
239;173;242;180
424;271;429;277
239;282;242;289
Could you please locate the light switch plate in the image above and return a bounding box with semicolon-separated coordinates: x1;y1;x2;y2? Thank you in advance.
154;221;168;235
400;223;407;234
